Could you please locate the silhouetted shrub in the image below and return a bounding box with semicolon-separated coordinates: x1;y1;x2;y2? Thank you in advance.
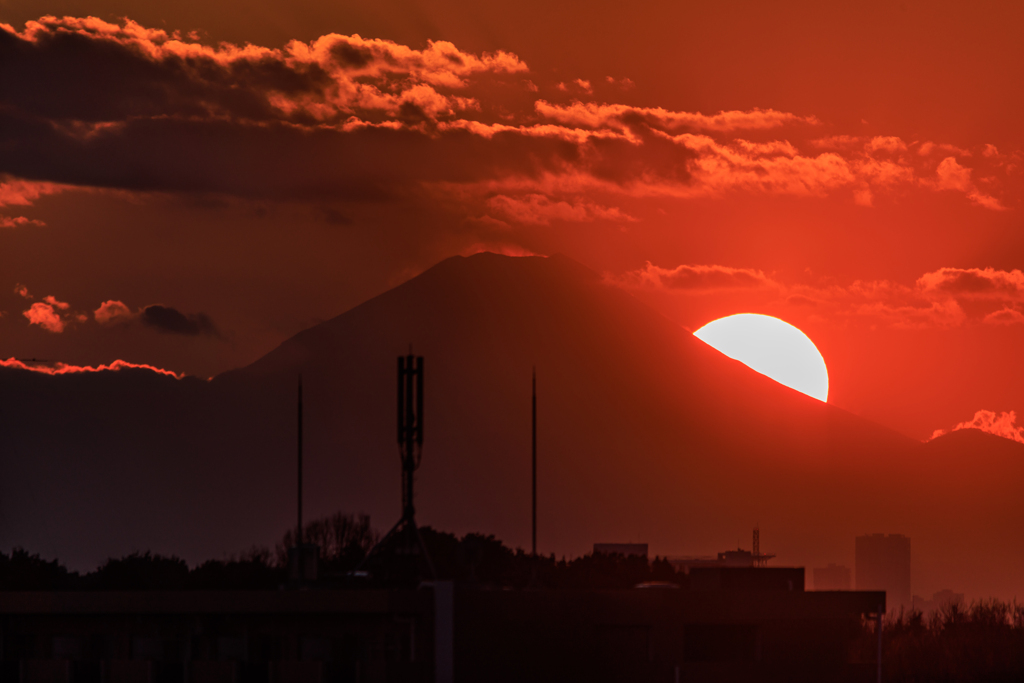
87;552;189;590
3;516;683;591
882;599;1024;683
0;548;78;590
188;546;283;590
277;512;379;574
415;526;683;589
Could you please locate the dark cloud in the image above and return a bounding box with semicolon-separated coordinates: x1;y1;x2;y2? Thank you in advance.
0;105;673;204
918;267;1024;298
330;42;374;69
0;15;1003;225
0;24;296;124
0;17;691;211
320;207;353;226
141;305;217;336
615;263;775;291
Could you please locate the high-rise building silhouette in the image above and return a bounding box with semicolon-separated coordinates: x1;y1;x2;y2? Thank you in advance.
855;533;910;609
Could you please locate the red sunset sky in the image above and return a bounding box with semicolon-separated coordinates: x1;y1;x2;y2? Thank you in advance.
1;0;1023;442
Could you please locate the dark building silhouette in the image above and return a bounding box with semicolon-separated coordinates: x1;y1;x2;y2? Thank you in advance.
688;567;804;592
855;534;910;609
670;529;776;573
0;581;885;683
671;549;756;571
813;564;852;591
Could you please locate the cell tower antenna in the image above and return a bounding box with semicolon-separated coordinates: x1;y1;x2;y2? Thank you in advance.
358;351;435;579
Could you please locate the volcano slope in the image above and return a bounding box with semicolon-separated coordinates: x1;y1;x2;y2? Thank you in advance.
1;252;1021;599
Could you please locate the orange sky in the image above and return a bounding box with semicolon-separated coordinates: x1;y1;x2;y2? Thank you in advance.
1;0;1023;441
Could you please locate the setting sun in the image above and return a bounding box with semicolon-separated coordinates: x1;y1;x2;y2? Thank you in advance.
694;314;829;402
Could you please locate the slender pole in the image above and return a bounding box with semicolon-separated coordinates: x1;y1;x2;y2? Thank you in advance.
298;375;303;546
531;367;537;556
404;356;415;522
876;606;883;683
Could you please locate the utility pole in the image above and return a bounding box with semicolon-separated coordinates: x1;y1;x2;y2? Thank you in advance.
298;375;303;544
297;374;304;582
532;367;537;556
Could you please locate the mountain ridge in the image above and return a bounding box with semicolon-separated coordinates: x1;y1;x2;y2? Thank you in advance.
2;251;1023;601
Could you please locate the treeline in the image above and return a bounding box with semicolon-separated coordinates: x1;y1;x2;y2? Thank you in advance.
882;601;1024;683
418;526;678;589
0;513;679;590
0;547;282;591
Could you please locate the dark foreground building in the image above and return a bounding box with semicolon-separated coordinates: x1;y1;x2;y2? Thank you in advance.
0;571;884;683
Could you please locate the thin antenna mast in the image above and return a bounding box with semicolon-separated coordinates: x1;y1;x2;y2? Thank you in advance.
532;367;537;556
296;374;305;585
751;525;775;567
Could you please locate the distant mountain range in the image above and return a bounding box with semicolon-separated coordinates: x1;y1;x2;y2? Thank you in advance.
2;253;1023;600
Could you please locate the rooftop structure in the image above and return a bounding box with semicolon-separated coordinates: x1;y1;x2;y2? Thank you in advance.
670;528;776;573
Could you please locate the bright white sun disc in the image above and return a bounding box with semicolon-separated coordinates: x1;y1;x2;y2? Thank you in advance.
694;313;829;402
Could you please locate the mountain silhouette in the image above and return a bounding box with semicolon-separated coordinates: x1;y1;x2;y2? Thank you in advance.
1;253;1021;599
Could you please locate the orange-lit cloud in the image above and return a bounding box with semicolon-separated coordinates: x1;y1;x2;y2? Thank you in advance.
460;242;541;258
43;295;69;310
93;300;133;324
430;133;1008;226
925;157;1005;210
0;176;66;207
983;308;1024;325
917;267;1024;299
535;101;818;133
613;262;777;291
484;194;634;225
2;16;526;129
22;302;65;332
0;356;185;379
615;263;1024;329
0;176;66;228
16;289;217;337
931;410;1024;444
0;15;1009;218
92;300;217;336
0;215;46;228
